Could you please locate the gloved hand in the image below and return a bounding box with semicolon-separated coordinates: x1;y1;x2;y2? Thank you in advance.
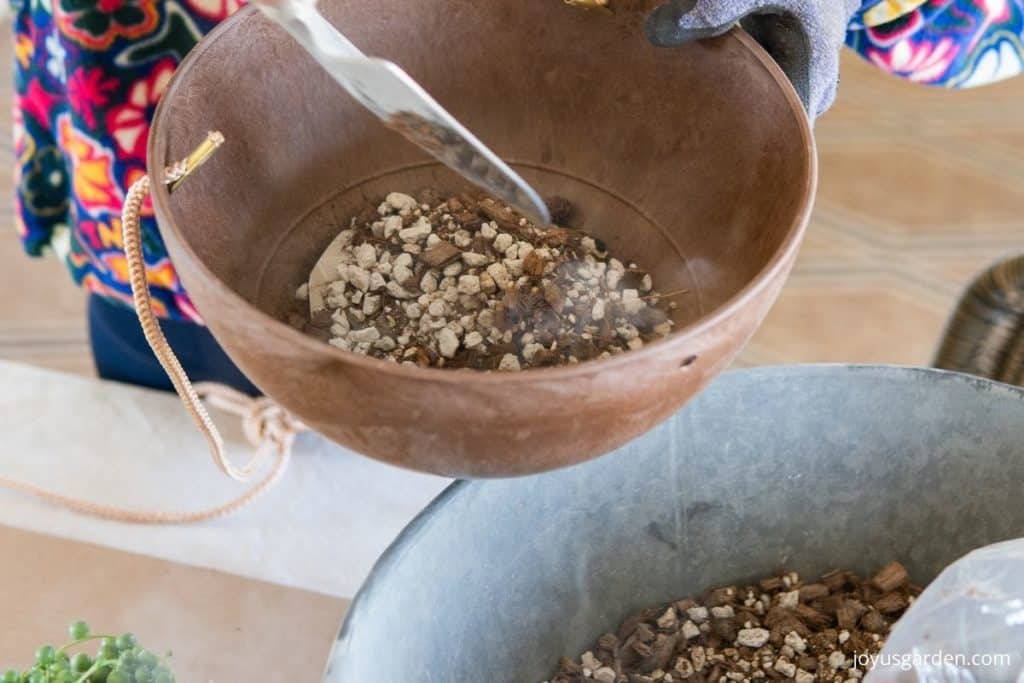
644;0;861;118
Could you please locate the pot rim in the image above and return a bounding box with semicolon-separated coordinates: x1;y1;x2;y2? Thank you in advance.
149;8;817;387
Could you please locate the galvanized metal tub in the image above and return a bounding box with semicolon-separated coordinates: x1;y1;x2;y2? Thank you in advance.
327;365;1024;681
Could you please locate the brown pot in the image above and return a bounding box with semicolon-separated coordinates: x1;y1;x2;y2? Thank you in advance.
147;1;816;477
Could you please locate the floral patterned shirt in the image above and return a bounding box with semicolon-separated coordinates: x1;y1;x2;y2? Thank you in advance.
11;0;1024;321
13;0;239;321
849;0;1024;87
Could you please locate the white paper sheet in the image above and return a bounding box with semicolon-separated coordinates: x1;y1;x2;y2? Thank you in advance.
0;360;451;598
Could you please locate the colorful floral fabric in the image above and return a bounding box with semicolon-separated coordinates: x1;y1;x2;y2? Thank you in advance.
12;0;238;321
852;0;931;29
9;0;1024;321
849;0;1024;87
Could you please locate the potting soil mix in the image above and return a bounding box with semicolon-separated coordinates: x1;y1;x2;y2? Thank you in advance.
293;192;678;370
544;562;918;683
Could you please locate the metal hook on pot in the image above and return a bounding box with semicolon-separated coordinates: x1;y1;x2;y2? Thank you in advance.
165;130;225;192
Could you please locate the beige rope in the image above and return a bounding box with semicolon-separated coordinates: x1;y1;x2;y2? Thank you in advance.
0;133;305;524
122;172;301;482
0;384;296;524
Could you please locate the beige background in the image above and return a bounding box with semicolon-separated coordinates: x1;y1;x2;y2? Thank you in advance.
739;56;1024;367
0;526;347;680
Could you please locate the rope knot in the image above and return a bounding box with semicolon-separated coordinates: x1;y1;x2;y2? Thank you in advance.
242;396;307;452
193;382;306;481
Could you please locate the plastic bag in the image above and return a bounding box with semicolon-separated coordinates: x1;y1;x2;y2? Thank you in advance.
865;539;1024;683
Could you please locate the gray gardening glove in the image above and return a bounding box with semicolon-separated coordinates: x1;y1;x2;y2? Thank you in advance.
645;0;861;118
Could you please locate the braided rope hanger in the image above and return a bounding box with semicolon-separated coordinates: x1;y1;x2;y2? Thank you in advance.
0;133;305;524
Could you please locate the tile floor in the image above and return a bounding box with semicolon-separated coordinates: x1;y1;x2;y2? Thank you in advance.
1;38;1021;375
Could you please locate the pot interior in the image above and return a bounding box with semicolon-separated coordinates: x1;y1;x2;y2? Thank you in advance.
150;1;812;337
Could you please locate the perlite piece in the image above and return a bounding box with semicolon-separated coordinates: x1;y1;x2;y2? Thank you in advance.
735;628;769;648
686;606;709;623
437;328;460;359
498;354;521;372
681;620;700;640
